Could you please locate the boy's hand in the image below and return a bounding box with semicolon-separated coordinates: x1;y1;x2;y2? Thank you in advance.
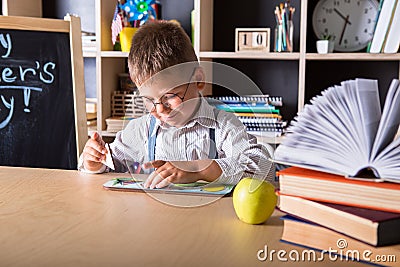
142;160;194;189
142;160;221;189
82;132;107;172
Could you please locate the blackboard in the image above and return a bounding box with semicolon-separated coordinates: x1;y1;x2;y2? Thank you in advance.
0;15;86;169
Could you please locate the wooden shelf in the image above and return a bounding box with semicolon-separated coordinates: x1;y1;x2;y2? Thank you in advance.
198;52;400;61
96;130;283;144
306;53;400;61
100;51;129;58
199;51;301;60
100;131;118;137
83;50;97;58
252;134;285;145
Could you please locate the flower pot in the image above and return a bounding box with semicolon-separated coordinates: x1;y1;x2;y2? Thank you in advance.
316;40;329;54
328;41;334;53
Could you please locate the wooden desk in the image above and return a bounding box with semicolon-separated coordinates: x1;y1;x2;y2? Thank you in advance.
0;167;382;267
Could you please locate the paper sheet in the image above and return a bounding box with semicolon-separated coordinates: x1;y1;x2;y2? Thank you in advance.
102;143;115;170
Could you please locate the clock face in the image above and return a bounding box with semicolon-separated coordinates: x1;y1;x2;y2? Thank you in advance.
312;0;379;52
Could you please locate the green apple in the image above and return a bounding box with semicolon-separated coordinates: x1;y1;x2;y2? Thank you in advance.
233;178;277;224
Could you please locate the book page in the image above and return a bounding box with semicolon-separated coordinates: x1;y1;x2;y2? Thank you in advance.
275;82;372;175
354;79;381;160
323;85;367;157
371;131;400;182
275;79;383;177
371;79;400;160
343;80;369;158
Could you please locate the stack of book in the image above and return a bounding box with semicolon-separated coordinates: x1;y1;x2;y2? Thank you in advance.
208;95;286;138
82;32;97;53
105;91;146;132
86;97;97;131
273;78;400;263
369;0;400;53
277;167;400;263
105;116;135;133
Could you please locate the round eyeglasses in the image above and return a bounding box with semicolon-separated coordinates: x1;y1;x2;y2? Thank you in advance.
134;69;196;112
134;82;191;112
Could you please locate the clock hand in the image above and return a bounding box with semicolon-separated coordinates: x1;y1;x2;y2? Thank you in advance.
334;8;352;25
339;15;350;46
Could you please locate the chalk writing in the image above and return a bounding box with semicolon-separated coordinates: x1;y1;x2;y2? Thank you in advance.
0;94;13;129
0;86;43;129
0;33;55;128
0;61;55;84
0;33;11;58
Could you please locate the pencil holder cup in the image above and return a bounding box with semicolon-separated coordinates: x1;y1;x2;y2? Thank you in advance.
274;21;293;52
120;27;138;52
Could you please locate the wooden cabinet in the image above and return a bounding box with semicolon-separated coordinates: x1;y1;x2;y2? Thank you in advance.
94;0;127;137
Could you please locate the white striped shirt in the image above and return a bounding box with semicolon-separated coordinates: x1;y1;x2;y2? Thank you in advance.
81;98;275;184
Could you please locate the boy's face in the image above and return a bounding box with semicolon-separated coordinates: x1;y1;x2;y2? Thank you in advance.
138;68;203;127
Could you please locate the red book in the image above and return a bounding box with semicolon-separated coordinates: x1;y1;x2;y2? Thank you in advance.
277;167;400;213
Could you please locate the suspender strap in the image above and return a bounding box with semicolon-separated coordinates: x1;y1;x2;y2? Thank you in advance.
209;107;219;160
148;115;157;162
209;128;217;159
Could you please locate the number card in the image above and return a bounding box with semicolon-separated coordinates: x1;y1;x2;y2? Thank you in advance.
235;28;270;52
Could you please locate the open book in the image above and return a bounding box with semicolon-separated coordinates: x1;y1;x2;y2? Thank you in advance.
275;78;400;183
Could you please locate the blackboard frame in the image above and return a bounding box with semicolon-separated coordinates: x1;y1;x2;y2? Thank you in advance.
0;14;87;168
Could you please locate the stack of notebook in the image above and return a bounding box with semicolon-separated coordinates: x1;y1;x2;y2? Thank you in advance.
208;95;286;137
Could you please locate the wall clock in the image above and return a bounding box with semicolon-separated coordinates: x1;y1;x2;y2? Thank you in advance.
312;0;379;52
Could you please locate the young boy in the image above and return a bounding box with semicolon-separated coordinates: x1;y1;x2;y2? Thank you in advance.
80;21;274;189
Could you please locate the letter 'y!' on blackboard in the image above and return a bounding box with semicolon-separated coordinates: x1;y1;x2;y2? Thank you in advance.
0;15;87;169
0;33;12;58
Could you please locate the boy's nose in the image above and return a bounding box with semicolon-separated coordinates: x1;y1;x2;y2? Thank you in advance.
154;102;170;114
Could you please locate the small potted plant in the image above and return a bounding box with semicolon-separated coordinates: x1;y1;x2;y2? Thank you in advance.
316;33;334;54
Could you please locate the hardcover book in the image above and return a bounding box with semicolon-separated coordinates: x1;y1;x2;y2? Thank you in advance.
278;194;400;246
280;215;400;266
383;0;400;53
277;167;400;213
370;0;399;53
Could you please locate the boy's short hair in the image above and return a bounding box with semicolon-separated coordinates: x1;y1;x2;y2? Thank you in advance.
128;21;198;87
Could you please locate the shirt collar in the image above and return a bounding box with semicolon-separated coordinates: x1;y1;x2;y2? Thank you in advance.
184;97;218;129
153;97;218;131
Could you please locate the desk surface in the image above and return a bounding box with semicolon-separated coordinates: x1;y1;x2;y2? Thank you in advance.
0;166;394;267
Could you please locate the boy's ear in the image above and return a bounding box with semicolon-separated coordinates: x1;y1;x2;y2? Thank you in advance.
194;67;206;90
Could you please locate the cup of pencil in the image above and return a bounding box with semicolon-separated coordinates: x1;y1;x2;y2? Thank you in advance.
274;1;295;52
120;27;138;52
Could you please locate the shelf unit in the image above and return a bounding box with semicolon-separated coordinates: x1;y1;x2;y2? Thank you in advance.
95;0;127;136
193;0;400;122
93;0;400;142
